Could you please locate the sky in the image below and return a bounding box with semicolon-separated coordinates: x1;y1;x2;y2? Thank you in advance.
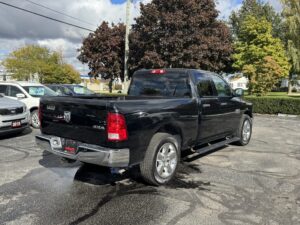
0;0;281;74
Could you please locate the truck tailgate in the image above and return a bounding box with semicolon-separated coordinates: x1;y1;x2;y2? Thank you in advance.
40;97;110;146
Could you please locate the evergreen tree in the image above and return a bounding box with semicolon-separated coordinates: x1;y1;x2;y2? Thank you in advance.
230;0;284;41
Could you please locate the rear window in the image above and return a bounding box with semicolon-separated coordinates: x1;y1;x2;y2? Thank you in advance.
68;86;95;95
128;72;191;97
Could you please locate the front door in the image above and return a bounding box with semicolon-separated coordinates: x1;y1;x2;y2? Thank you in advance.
210;75;241;134
193;72;224;142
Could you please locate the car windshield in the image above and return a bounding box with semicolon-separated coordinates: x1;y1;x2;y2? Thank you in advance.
22;86;58;97
128;72;191;97
69;86;95;95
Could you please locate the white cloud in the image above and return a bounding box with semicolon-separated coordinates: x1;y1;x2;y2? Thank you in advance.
216;0;243;20
0;0;282;74
265;0;282;12
0;0;149;73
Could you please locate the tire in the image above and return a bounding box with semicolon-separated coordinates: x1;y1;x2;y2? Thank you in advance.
234;114;252;146
140;133;181;186
30;110;40;129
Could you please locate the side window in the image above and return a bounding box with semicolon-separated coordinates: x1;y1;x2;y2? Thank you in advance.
0;85;8;95
194;73;215;97
211;75;232;97
172;78;191;98
62;87;73;96
9;86;23;97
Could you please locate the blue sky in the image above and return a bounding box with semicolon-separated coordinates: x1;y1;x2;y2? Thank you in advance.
112;0;126;4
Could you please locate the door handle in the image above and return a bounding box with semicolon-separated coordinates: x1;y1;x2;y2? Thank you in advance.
220;102;228;106
203;104;211;108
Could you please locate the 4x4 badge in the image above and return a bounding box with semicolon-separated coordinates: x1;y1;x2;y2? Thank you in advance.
64;111;71;123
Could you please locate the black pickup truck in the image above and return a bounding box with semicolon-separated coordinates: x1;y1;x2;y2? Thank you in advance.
36;69;253;185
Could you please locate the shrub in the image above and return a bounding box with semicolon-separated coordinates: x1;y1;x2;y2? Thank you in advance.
244;96;300;115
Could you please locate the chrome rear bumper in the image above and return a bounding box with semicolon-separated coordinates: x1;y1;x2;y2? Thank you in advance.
36;135;130;167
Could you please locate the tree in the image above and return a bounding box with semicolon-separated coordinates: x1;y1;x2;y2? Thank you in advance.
42;64;81;84
78;22;125;82
243;56;285;95
129;0;232;73
230;0;284;41
233;16;290;95
3;45;80;84
281;0;300;93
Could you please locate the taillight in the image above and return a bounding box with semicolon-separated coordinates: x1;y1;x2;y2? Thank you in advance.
151;69;166;74
107;113;128;141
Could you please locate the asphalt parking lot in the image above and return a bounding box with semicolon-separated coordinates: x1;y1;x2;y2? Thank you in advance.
0;115;299;225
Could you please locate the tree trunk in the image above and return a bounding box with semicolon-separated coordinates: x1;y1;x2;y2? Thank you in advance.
109;79;113;93
288;80;292;95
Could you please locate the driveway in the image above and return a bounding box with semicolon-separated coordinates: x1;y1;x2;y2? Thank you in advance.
0;115;299;225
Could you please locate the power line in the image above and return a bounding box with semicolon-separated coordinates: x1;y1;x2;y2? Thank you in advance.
23;0;98;28
0;1;94;32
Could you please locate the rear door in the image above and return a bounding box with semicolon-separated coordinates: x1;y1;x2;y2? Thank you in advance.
193;72;223;142
210;75;241;134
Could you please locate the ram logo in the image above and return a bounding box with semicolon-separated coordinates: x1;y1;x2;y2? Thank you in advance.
64;111;71;123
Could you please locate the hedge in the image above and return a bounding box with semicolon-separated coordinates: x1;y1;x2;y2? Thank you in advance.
244;96;300;115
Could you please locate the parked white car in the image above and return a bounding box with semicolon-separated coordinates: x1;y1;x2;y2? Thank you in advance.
0;94;30;135
0;82;57;128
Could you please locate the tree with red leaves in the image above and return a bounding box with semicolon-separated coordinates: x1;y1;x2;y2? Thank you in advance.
129;0;233;73
78;22;125;81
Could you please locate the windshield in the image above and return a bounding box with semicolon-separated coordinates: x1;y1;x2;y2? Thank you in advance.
22;86;58;97
128;72;191;97
69;86;95;95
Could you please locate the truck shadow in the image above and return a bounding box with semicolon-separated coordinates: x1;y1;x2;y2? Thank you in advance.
39;147;220;190
0;127;32;140
73;160;211;191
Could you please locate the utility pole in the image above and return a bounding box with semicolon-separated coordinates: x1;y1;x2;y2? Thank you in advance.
124;0;132;82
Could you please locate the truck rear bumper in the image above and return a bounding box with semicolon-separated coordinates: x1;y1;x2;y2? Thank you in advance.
36;134;130;167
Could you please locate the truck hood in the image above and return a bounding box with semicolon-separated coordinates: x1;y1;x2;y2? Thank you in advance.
0;96;25;109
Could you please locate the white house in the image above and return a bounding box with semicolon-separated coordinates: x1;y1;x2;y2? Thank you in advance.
224;74;249;90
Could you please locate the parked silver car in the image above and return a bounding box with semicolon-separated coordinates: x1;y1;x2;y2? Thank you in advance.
0;94;30;135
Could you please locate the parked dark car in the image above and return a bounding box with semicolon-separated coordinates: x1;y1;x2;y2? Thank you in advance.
36;69;253;185
46;84;96;96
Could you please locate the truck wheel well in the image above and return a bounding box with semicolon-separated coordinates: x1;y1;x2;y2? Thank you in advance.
244;110;253;118
157;125;182;147
30;107;38;113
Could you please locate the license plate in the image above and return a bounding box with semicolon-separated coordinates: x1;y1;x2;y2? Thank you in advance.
11;120;21;128
63;139;78;154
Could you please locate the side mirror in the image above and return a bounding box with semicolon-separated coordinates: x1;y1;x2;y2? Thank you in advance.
233;88;244;97
16;93;26;99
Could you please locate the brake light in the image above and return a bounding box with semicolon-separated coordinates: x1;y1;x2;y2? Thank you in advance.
151;69;166;74
107;113;128;141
